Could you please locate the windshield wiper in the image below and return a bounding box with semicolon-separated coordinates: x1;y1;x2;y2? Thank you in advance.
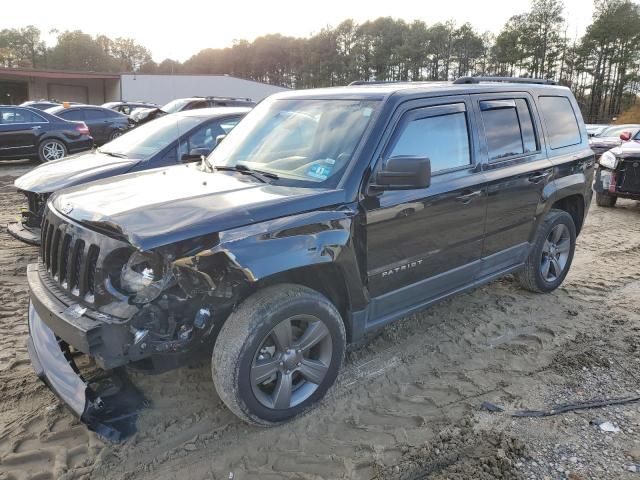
98;149;128;159
215;164;279;183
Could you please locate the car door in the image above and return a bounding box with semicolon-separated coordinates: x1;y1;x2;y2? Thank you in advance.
473;93;553;277
0;107;40;159
83;108;111;144
362;98;487;323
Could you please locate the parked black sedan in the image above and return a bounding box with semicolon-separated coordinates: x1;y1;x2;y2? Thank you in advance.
0;105;93;163
46;105;132;145
8;107;250;245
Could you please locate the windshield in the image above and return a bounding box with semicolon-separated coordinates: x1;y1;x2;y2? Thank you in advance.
209;98;379;187
99;114;202;158
161;99;190;114
597;125;639;138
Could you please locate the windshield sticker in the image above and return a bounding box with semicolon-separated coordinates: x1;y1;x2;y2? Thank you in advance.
306;163;332;180
362;107;373;117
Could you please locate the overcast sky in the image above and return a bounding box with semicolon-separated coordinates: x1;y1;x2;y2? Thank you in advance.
5;0;597;62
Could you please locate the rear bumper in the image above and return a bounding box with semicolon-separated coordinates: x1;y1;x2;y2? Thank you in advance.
7;221;41;245
66;137;93;153
27;300;145;442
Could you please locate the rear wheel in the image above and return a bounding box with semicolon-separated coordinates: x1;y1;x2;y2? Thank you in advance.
38;139;67;163
108;130;123;142
596;191;617;207
516;209;576;293
212;284;346;425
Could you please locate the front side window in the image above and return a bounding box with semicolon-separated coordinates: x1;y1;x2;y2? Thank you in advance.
538;96;581;149
210;98;379;187
388;107;471;173
0;108;43;124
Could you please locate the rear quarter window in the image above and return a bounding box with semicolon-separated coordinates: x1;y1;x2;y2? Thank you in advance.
538;96;581;149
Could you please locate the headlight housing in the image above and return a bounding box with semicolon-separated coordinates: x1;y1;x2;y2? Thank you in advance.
120;251;172;303
599;151;618;169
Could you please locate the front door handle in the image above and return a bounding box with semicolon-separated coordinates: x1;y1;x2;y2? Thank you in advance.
31;125;42;130
456;190;482;204
528;171;551;183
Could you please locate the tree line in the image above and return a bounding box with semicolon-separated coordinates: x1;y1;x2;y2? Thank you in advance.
1;0;638;122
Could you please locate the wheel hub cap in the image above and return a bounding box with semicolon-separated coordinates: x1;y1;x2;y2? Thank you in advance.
282;349;302;372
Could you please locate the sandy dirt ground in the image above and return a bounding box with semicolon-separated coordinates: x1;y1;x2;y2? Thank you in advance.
1;160;640;479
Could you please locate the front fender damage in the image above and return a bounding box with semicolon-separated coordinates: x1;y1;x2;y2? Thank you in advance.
175;209;355;288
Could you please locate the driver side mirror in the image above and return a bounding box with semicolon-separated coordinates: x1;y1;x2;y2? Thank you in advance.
216;134;226;146
620;132;631;141
370;156;431;191
181;147;211;162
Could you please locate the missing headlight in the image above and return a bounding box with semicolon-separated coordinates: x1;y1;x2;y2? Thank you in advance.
120;251;174;304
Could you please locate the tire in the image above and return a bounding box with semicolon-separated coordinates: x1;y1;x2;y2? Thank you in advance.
596;191;617;207
212;284;346;426
108;130;123;142
38;139;67;163
515;209;577;293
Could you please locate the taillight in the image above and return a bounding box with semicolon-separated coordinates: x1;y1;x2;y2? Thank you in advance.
75;122;90;135
609;172;617;193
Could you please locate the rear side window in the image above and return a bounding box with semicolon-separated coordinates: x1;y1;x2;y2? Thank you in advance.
58;109;84;121
85;109;106;120
538;96;581;149
389;108;471;173
480;98;538;161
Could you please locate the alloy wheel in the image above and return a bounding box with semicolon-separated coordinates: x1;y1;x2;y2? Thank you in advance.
42;141;65;161
540;224;571;282
250;315;332;410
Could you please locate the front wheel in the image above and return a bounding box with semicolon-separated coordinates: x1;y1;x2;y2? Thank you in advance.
516;209;576;293
38;139;67;162
212;284;346;426
596;191;617;207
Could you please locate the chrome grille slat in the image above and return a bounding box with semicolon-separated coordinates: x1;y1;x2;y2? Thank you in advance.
71;240;85;297
50;228;62;278
59;234;72;287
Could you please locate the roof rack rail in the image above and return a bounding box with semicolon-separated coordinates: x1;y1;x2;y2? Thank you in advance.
348;80;408;86
193;95;253;101
453;76;556;86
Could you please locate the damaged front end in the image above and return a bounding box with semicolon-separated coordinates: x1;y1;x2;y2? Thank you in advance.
26;207;245;440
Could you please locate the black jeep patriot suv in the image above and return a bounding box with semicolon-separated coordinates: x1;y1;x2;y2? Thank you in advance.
26;77;594;438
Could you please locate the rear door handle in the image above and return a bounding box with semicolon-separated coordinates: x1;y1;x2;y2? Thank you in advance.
528;171;550;183
31;125;41;130
456;190;482;204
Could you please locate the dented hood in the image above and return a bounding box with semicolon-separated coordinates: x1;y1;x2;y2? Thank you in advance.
15;151;141;194
51;163;342;251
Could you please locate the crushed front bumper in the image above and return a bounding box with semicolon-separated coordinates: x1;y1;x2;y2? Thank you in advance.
7;221;41;245
26;268;146;442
